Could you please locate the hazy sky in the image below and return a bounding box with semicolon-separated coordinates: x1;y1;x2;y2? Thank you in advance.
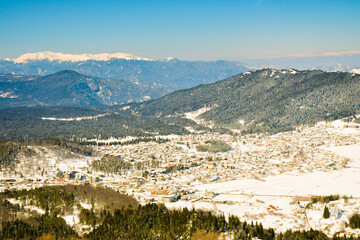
1;0;360;61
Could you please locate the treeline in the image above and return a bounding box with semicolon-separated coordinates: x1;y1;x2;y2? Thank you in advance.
196;140;231;153
1;201;360;239
3;185;138;218
91;155;132;175
31;138;95;156
0;141;20;169
87;203;275;240
278;229;360;240
0;141;36;169
0;215;76;240
312;195;340;204
278;229;329;240
8;186;75;216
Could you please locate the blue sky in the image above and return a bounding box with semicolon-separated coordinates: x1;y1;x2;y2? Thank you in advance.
1;0;360;62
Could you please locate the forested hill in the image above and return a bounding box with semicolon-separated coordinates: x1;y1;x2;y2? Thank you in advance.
124;69;360;132
0;70;169;109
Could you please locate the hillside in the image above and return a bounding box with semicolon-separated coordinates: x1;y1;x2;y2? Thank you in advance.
0;106;206;140
0;70;168;108
124;69;360;133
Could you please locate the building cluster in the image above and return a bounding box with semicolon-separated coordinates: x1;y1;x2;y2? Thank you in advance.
89;121;357;204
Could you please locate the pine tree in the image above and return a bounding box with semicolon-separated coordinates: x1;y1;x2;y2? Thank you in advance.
323;206;330;219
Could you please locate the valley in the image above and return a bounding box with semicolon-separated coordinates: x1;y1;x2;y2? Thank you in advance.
1;113;360;238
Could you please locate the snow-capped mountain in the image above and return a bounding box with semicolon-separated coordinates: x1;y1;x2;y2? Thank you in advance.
315;63;356;72
5;51;154;63
0;52;249;90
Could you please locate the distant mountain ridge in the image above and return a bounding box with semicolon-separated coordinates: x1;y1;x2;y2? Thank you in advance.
0;70;169;109
0;51;250;90
4;51;154;63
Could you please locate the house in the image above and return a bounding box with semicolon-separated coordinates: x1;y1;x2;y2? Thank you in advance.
56;178;65;183
330;206;343;219
157;195;175;203
151;189;168;195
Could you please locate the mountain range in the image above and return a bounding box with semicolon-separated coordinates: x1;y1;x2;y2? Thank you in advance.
1;65;360;139
0;52;250;90
0;70;168;109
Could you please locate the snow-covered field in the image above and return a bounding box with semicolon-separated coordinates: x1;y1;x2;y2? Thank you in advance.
194;144;360;197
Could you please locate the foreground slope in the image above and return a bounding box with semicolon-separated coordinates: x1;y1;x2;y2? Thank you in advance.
127;69;360;132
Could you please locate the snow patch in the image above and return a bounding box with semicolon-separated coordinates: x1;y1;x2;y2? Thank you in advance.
0;91;18;98
184;106;216;129
163;57;175;61
184;106;213;121
289;69;297;74
41;113;109;121
238;119;245;125
350;68;360;74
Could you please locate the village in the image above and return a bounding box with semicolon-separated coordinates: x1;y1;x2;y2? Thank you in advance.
0;119;360;237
